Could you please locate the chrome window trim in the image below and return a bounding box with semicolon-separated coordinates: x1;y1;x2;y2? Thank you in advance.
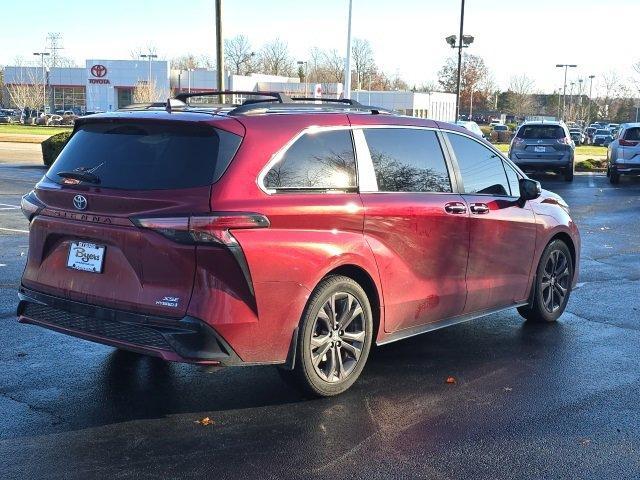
256;125;356;195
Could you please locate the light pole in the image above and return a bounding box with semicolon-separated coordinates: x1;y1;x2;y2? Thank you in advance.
187;68;193;93
555;64;577;121
215;0;225;103
557;88;562;120
446;0;474;121
139;53;158;85
33;52;50;114
568;81;575;122
587;75;595;126
343;0;353;99
577;78;584;125
297;60;308;97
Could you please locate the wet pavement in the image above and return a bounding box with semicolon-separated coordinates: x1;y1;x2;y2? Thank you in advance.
1;149;639;479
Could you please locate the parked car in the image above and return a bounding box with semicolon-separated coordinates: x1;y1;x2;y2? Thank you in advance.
593;128;614;146
492;124;509;132
17;94;581;396
607;122;640;184
0;109;20;123
585;126;597;144
569;128;585;145
509;121;575;181
455;120;485;138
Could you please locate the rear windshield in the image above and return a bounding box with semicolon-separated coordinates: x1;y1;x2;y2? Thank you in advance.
624;128;640;141
46;122;242;190
595;129;610;135
517;125;565;139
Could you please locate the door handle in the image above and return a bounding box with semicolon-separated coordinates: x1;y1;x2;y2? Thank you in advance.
470;203;490;214
444;202;467;214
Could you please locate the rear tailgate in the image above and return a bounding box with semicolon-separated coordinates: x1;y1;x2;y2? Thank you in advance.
22;114;244;318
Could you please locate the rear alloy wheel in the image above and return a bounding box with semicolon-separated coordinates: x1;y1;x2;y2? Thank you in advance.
518;240;573;323
283;275;373;397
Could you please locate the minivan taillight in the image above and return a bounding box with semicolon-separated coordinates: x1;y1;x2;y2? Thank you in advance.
557;137;571;145
132;213;269;297
21;190;44;222
619;139;639;147
132;213;270;245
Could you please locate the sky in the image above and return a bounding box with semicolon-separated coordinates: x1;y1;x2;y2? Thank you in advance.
1;0;638;94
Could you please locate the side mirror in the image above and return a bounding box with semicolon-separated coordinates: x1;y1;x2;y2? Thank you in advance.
519;178;541;203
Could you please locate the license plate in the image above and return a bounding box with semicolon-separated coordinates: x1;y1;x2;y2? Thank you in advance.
534;146;546;153
67;241;105;273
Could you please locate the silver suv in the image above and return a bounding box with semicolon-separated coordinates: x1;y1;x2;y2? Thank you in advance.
607;123;640;184
509;121;575;182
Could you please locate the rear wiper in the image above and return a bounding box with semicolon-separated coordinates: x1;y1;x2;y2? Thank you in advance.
57;168;101;184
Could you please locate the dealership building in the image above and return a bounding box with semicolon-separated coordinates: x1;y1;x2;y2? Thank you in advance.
2;58;456;121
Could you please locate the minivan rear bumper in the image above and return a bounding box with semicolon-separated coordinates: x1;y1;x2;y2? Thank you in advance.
17;287;242;366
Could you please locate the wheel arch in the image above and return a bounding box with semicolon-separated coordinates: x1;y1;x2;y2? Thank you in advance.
549;231;577;275
282;263;383;371
324;264;382;343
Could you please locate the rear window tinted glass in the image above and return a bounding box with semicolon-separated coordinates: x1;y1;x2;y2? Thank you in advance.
595;129;610;135
47;122;241;190
517;125;565;139
624;128;640;141
363;128;451;193
264;129;356;190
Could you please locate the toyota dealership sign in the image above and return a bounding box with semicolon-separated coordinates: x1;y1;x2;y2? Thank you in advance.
89;64;110;84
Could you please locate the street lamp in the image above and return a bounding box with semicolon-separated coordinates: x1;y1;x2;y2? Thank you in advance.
139;53;158;85
577;78;584;124
33;52;50;114
445;0;474;121
555;64;577;121
187;68;193;93
297;60;308;97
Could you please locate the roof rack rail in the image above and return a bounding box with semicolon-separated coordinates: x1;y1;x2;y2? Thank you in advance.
174;90;292;104
118;102;166;110
290;97;364;107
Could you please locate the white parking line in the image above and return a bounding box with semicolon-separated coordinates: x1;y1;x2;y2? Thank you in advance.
0;207;21;211
0;203;20;208
588;173;596;188
0;227;29;233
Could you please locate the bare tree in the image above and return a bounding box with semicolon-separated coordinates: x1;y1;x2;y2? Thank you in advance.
505;74;537;119
225;35;255;75
258;38;294;77
132;80;164;104
321;49;344;83
6;69;44;115
352;38;376;90
130;45;158;60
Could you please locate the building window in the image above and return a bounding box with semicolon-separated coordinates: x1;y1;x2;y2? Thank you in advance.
52;86;86;112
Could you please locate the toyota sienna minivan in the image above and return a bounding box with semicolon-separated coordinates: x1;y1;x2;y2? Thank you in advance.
18;93;580;396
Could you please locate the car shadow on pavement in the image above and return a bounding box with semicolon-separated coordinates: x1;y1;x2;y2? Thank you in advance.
46;311;572;434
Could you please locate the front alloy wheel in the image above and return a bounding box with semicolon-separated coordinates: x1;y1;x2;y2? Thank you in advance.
518;239;574;323
282;275;373;397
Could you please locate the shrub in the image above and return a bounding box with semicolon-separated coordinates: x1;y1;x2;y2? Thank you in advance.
41;131;72;167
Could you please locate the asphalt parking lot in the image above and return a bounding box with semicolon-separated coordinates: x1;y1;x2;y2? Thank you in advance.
1;145;639;480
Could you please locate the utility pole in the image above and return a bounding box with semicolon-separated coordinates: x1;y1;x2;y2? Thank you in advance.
587;75;595;126
33;52;50;114
343;0;353;99
568;82;575;122
556;64;577;121
577;78;584;125
215;0;225;103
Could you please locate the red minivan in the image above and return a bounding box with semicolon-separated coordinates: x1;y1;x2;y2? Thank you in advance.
18;93;580;396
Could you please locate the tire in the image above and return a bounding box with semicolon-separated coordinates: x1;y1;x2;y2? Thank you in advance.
610;171;620;184
518;240;574;323
564;167;574;182
281;275;373;397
